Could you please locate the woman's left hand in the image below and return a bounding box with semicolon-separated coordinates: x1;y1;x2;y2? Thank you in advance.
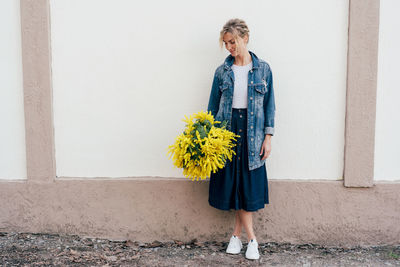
260;135;272;160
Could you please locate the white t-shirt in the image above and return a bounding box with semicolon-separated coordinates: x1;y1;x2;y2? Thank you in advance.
231;61;252;108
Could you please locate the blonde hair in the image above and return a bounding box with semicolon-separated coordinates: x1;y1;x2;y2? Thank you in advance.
219;18;250;48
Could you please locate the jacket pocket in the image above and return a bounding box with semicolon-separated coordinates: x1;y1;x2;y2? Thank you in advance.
253;83;266;110
262;79;268;90
254;83;266;94
217;83;230;120
219;83;229;93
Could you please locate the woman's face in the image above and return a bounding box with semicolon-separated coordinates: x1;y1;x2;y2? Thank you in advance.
223;32;248;57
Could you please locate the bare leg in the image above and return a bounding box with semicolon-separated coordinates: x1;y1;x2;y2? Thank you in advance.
232;210;242;237
238;209;256;242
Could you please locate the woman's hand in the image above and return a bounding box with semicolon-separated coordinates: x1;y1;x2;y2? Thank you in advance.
260;134;272;160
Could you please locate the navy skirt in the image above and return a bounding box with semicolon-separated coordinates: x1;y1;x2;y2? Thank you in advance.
208;108;269;212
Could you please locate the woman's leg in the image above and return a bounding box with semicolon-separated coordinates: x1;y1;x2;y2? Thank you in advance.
232;210;242;237
238;209;256;242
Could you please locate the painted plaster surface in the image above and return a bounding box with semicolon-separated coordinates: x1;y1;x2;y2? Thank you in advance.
20;0;55;182
3;0;397;248
0;0;26;179
344;0;380;187
374;0;400;181
50;0;348;180
1;179;399;246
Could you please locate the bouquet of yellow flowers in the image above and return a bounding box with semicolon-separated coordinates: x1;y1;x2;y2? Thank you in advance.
167;111;240;181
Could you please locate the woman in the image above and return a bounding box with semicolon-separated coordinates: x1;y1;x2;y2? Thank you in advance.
207;18;275;260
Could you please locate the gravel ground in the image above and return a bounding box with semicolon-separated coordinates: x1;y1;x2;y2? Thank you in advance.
0;232;399;266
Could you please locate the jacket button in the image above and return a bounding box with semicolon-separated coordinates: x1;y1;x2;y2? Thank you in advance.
250;70;253;73
251;138;254;141
250;126;253;129
251;112;253;115
250;97;253;100
251;81;253;84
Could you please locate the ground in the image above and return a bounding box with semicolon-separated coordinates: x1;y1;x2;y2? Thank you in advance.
0;232;399;266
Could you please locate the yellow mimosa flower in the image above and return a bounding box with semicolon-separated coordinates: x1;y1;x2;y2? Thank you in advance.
167;111;239;181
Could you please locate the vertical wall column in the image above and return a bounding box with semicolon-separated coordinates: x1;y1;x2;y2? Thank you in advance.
344;0;380;187
20;0;55;183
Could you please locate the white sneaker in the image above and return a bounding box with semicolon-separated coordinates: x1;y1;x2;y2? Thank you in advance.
245;239;260;260
226;235;243;254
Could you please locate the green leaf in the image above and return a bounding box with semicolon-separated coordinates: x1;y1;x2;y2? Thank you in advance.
197;127;207;139
215;120;228;129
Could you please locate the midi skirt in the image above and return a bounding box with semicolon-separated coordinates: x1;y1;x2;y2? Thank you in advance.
208;108;269;212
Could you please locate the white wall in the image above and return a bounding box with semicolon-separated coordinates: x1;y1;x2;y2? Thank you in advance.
0;0;26;180
50;0;348;179
374;0;400;181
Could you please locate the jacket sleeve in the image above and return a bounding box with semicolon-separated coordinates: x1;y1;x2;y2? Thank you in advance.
207;69;221;118
264;67;276;136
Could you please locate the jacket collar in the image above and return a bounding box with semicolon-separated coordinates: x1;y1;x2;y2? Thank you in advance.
223;50;260;70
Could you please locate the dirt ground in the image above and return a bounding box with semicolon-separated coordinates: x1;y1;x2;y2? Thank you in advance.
0;232;399;266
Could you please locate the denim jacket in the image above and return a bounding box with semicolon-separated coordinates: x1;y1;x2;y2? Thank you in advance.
207;50;275;171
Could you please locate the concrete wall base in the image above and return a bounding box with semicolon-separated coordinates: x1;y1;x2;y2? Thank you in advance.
1;178;399;246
